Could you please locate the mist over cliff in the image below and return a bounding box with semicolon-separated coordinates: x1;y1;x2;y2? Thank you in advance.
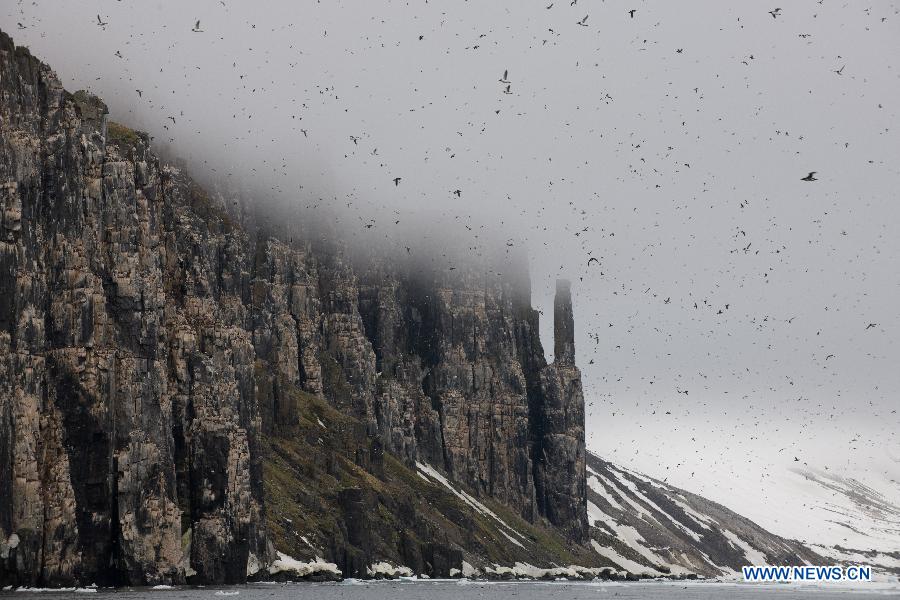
0;29;596;585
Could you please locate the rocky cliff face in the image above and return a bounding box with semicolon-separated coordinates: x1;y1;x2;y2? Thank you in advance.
0;30;588;587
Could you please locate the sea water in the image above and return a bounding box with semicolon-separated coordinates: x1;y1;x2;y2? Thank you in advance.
3;579;897;599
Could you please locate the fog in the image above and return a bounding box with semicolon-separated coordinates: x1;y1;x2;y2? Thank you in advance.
4;0;899;545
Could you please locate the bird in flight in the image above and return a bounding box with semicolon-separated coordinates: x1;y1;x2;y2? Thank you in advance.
499;70;510;84
801;171;817;181
865;323;877;329
587;257;600;266
192;20;203;32
628;9;636;18
577;14;589;26
769;8;782;18
96;15;108;27
834;65;845;75
451;189;462;197
393;177;402;186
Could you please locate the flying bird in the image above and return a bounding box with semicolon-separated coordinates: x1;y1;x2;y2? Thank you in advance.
96;15;107;27
834;65;845;75
192;20;203;32
577;14;589;26
865;323;877;329
587;257;600;266
628;9;636;18
393;177;402;186
801;172;817;181
451;189;462;197
499;70;510;84
769;8;782;18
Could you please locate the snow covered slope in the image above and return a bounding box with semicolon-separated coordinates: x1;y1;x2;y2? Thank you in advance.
586;452;824;577
782;466;900;575
779;466;900;550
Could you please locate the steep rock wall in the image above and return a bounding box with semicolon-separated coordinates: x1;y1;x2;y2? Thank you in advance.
0;29;587;586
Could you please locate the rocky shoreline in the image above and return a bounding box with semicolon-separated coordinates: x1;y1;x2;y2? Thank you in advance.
4;567;705;592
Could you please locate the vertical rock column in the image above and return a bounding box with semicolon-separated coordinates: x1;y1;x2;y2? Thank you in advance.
536;280;588;541
554;280;577;365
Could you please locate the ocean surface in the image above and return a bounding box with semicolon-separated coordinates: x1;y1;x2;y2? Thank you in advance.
3;580;898;599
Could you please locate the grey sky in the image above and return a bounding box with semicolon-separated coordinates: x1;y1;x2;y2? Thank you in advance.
4;0;899;546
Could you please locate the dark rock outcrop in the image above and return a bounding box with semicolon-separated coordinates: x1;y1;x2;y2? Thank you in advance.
0;29;588;586
535;280;588;542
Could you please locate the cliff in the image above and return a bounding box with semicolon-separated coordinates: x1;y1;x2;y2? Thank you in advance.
0;30;590;587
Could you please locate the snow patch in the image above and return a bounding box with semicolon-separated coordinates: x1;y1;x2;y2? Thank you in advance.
268;551;341;578
608;466;701;542
810;544;900;571
298;535;321;553
721;528;769;566
246;552;261;577
586;499;612;529
449;561;478;578
587;469;624;512
671;495;716;531
462;561;477;577
366;561;413;578
590;540;654;575
484;562;611;580
416;461;527;548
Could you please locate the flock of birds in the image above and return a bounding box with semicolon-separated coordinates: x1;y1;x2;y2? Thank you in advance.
23;4;840;201
5;0;897;522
